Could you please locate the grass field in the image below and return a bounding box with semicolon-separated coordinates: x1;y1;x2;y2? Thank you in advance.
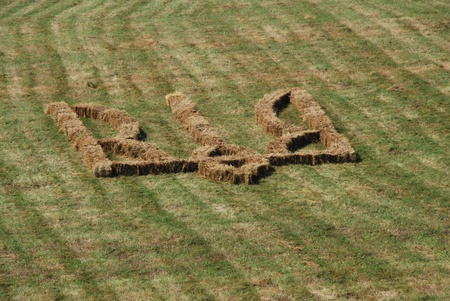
0;0;449;300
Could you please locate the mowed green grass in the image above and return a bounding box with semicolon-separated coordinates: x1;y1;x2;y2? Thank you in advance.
0;0;449;300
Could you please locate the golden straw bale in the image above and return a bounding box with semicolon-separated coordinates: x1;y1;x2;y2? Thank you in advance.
166;93;224;146
255;89;307;137
71;104;141;140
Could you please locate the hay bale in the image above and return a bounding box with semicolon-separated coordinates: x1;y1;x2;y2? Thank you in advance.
94;162;113;177
71;104;141;140
255;89;306;137
166;92;224;146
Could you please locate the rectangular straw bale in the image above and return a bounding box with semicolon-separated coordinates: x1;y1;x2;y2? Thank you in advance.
166;93;224;146
98;138;177;162
111;159;194;176
197;161;237;184
197;158;270;184
99;109;135;125
71;104;105;119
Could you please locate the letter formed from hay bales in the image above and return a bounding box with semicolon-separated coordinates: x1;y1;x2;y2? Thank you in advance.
255;87;356;166
45;88;356;183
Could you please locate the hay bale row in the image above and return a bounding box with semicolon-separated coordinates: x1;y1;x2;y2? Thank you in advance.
166;92;224;146
71;104;141;140
267;150;356;166
255;89;307;137
45;102;113;177
98;138;175;162
267;130;321;153
111;160;197;176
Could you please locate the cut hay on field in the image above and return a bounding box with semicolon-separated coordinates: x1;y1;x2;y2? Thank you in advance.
255;88;356;165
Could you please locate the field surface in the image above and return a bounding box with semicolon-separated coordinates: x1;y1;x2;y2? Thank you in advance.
0;0;449;300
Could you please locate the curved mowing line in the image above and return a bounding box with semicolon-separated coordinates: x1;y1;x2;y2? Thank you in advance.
3;2;77;104
102;0;157;100
129;181;261;300
244;171;415;285
0;0;39;20
0;187;119;300
346;0;450;55
100;13;199;155
157;178;317;280
48;2;108;103
77;2;122;103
